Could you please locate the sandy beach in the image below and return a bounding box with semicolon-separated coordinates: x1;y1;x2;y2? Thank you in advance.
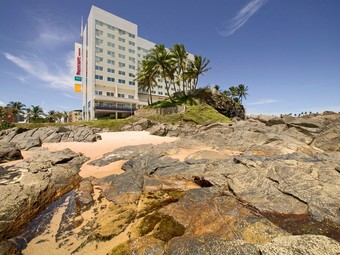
42;131;178;178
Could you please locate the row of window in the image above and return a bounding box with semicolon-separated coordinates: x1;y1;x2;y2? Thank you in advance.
96;29;136;45
95;75;135;85
95;66;135;77
138;89;168;96
95;57;136;69
95;20;136;39
94;91;135;99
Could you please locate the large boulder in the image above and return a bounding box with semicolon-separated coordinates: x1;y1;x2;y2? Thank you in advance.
0;148;87;240
0;143;22;163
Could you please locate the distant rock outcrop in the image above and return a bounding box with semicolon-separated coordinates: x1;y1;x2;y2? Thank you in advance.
0;126;102;152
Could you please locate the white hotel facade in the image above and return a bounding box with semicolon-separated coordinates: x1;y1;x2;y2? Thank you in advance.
77;6;177;121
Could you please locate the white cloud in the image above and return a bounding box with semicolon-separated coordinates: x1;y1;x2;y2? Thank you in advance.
63;93;81;100
219;0;267;37
4;52;74;90
0;101;5;107
246;99;282;106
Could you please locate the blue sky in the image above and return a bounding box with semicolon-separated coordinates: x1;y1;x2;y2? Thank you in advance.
1;0;339;115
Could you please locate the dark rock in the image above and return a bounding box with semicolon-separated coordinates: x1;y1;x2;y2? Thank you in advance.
0;149;87;239
0;240;21;255
0;143;22;163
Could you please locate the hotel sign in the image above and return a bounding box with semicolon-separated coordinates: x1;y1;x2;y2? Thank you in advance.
75;76;82;81
74;43;82;77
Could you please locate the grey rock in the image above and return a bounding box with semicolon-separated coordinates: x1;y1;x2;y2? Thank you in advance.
0;143;22;163
167;237;259;255
16;137;41;151
258;235;340;255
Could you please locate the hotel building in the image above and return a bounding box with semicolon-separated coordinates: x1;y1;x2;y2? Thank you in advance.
76;6;177;121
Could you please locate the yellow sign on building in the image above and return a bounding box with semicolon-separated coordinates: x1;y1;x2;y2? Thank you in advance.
74;84;82;93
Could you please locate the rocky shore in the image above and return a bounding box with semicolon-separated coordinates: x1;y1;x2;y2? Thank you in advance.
0;113;340;254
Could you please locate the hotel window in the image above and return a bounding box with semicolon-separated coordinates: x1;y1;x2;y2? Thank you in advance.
94;90;103;95
107;33;115;39
129;57;135;63
95;20;103;26
95;47;103;53
95;75;103;80
95;38;103;45
95;29;103;36
129;33;135;38
107;59;115;65
118;37;125;43
129;49;135;54
158;85;163;89
118;93;125;98
118;53;125;59
118;45;125;51
128;95;134;99
129;81;135;86
106;92;114;97
107;24;115;31
129;65;135;70
129;41;135;46
118;70;125;75
107;77;115;82
107;50;115;57
118;79;125;84
118;29;125;35
107;42;115;48
95;56;103;63
107;68;115;73
118;62;125;68
95;65;103;71
158;91;163;95
129;73;135;78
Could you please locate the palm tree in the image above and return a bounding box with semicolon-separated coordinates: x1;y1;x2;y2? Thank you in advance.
147;44;175;101
46;110;57;123
26;105;44;122
171;44;188;95
236;84;249;103
188;55;211;90
62;111;69;123
136;59;158;105
228;86;239;100
6;101;26;122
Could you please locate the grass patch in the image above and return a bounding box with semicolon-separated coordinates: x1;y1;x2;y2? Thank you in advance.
146;104;230;125
148;96;197;109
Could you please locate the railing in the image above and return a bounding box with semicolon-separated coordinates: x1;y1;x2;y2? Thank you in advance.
95;106;137;112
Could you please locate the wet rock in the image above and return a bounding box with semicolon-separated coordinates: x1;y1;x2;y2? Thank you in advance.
0;142;22;163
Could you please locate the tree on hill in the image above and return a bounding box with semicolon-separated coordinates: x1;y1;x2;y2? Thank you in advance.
136;59;157;105
147;44;175;101
138;44;211;103
236;84;249;103
171;44;188;95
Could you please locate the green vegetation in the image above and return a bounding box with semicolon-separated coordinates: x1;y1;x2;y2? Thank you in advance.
147;104;230;125
136;43;211;104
